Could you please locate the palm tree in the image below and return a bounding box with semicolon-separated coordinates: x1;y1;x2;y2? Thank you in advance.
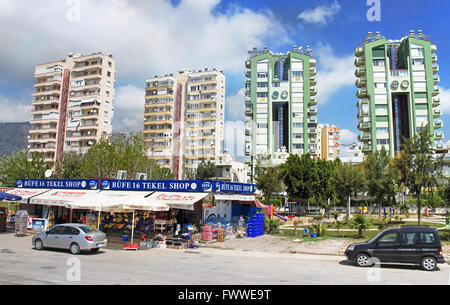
334;220;344;236
348;215;372;238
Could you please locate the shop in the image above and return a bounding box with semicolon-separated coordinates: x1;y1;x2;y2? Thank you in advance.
9;178;259;249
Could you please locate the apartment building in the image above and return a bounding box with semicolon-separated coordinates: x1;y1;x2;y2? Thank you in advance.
29;52;115;162
355;30;443;157
144;69;225;179
317;124;341;161
244;46;318;161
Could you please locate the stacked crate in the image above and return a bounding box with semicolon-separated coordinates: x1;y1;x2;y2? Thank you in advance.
202;225;213;241
247;213;264;238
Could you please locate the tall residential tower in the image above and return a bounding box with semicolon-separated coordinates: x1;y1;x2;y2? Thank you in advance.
355;31;443;156
29;52;116;162
144;68;225;179
244;46;318;161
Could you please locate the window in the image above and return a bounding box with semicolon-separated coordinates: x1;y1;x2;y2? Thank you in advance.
292;71;303;78
377;139;389;145
374;82;386;89
375;105;387;111
257;82;268;88
257;72;268;78
79;226;101;234
107;71;111;77
377;232;398;245
376;127;389;134
294;144;304;150
257;92;268;98
373;59;385;67
418;232;436;244
293;123;304;129
401;232;417;245
412;58;425;65
257;123;268;129
411;47;424;57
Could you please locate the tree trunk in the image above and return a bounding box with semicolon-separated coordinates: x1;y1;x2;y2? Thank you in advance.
347;195;351;219
417;192;421;226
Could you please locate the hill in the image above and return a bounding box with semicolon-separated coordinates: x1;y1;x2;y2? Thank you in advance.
0;122;30;156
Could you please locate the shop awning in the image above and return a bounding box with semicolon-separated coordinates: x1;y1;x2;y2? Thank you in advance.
68;190;170;212
146;192;209;211
5;188;51;204
214;194;256;202
29;189;100;207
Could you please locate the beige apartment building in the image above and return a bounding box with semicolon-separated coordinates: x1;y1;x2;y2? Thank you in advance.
29;52;116;162
317;124;341;161
144;68;225;180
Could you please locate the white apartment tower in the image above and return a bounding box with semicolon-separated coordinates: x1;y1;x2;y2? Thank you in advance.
29;52;116;162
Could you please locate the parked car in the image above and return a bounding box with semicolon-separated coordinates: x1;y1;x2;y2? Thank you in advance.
345;226;445;271
32;224;107;255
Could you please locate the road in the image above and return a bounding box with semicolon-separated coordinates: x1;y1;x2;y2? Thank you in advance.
0;232;448;285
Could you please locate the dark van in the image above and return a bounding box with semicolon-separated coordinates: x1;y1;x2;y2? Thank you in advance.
345;226;445;271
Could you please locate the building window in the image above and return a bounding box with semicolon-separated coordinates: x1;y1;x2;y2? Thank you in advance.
257;92;268;98
373;59;385;67
377;139;389;145
412;58;425;65
292;71;303;78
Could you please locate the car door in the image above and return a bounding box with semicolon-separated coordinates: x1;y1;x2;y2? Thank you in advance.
398;231;419;263
371;231;400;262
415;231;440;263
44;226;65;248
59;226;81;249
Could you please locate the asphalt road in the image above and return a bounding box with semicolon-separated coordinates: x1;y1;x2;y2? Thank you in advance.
0;232;448;285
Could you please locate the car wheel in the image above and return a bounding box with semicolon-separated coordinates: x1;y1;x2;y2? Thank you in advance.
91;248;99;253
35;239;44;250
421;257;437;271
70;243;81;255
355;253;371;267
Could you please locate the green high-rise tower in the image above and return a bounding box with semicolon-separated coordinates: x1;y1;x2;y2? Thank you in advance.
355;30;443;156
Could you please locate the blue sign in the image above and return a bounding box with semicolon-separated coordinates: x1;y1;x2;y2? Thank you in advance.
100;179;256;194
31;219;47;231
16;179;98;190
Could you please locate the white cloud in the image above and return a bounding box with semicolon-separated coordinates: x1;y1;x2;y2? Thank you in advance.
438;86;450;115
315;44;355;105
112;84;145;132
224;120;245;160
226;88;245;121
0;0;291;132
298;1;341;25
339;128;358;145
0;92;32;122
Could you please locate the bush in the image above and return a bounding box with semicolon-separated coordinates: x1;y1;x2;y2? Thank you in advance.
264;216;283;234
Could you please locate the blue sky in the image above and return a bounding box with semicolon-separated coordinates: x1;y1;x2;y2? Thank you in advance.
0;0;449;156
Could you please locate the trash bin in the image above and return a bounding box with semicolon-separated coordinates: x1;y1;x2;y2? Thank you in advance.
122;235;129;242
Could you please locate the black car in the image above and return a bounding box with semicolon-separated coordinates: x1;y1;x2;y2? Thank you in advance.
345;226;445;271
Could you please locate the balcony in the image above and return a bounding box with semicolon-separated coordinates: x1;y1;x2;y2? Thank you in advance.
434;119;443;129
357;109;370;118
433;109;442;118
432;97;440;107
245;60;251;69
309;58;316;67
356;99;369;108
308;107;317;116
362;143;372;152
358;132;371;142
310;87;317;96
433;75;440;85
358;121;371;131
431;44;437;53
355;78;367;88
309;77;317;86
356;88;369;98
432;86;440;96
433;64;439;74
245;106;253;116
309;67;317;76
354;57;365;67
354;46;363;56
355;67;366;77
308;117;317;124
436;143;444;150
435;132;444;140
432;53;437;64
308;128;317;135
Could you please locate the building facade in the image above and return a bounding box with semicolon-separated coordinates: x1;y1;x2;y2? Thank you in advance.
144;69;225;179
355;30;443;157
244;46;318;161
29;52;116;162
317;124;341;161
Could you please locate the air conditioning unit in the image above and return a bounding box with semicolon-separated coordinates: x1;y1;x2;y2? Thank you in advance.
117;170;127;180
136;173;147;180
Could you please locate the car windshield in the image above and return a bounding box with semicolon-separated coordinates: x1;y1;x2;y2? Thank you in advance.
78;225;101;234
367;231;384;243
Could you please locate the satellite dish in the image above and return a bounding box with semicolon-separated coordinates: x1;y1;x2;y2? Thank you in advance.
44;170;53;178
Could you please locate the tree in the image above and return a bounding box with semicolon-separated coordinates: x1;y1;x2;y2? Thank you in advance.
314;159;336;214
0;151;52;187
80;133;173;180
348;214;372;238
54;152;83;179
363;146;398;215
254;155;284;205
333;159;366;218
394;127;442;225
281;154;318;208
195;160;217;180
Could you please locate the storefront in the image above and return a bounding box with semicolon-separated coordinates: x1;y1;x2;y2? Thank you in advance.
9;178;259;248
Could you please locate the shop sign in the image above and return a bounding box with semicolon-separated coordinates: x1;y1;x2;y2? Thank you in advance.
31;218;48;231
215;182;256;194
16;179;98;190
